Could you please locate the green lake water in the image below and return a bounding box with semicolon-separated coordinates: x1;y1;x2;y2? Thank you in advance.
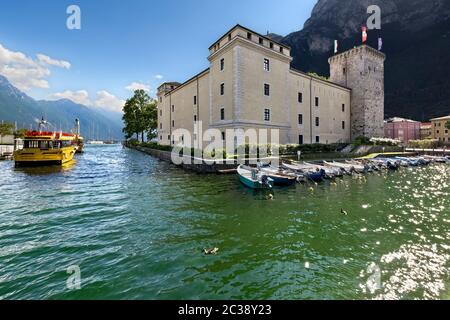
0;145;449;300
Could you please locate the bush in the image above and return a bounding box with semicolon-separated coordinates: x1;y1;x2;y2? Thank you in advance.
409;139;439;149
353;136;372;146
370;137;401;146
127;138;140;147
140;141;172;151
203;148;228;160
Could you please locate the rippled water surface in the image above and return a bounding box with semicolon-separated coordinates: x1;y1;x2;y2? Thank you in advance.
0;145;449;299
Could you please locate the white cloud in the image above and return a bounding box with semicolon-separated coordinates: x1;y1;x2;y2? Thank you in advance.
125;82;150;92
94;90;126;113
154;74;163;80
47;90;92;106
47;89;124;113
0;43;71;91
37;54;71;69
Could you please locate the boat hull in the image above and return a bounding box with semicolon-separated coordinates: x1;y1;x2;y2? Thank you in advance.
305;170;326;182
239;175;266;189
267;175;297;186
237;166;273;190
14;146;77;167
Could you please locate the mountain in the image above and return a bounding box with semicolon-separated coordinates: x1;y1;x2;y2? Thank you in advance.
279;0;450;121
0;75;123;140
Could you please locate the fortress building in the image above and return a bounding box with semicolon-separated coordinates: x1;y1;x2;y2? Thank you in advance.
157;24;385;147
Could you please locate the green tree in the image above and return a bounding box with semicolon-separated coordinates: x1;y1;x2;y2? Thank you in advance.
445;121;450;130
122;96;140;140
143;100;158;141
0;122;14;136
14;128;28;139
122;90;158;143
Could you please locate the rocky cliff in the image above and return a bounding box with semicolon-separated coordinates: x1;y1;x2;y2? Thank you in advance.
278;0;450;121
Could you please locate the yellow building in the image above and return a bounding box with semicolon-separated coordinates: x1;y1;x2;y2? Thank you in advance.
430;115;450;143
157;24;385;147
420;122;432;140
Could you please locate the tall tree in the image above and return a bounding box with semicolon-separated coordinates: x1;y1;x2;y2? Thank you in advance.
122;96;139;140
0;122;14;136
122;90;158;143
143;99;158;141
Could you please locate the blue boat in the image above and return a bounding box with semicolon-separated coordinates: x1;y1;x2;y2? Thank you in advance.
379;159;399;170
282;163;326;182
395;157;419;166
258;164;297;186
305;169;326;182
237;165;274;189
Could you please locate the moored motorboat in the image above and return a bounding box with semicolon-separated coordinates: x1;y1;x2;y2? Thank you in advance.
323;161;359;174
282;162;326;182
423;155;449;163
345;160;372;172
303;162;343;178
395;157;419;167
258;165;298;186
237;165;274;189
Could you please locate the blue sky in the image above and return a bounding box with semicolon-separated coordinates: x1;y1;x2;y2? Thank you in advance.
0;0;316;112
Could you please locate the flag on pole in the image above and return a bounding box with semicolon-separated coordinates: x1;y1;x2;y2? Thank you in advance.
378;37;383;51
334;40;338;54
362;26;368;43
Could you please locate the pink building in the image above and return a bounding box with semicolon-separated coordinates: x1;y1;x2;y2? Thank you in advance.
384;117;421;143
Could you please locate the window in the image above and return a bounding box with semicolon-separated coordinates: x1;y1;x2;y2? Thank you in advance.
220;83;224;95
298;114;303;125
172;120;175;128
315;136;320;143
220;58;224;71
280;47;284;53
299;135;304;145
160;123;162;129
194;95;197;105
220;108;225;120
270;42;274;49
343;68;346;75
264;84;270;96
194;115;197;122
160;110;162;116
172;105;174;112
259;37;263;45
298;92;303;103
437;130;440;134
315;97;319;107
159;97;162;103
247;32;252;40
168;135;170;140
342;121;345;130
160;136;162;141
264;58;270;71
315;117;320;127
264;109;271;121
221;132;225;140
228;34;232;41
342;104;345;112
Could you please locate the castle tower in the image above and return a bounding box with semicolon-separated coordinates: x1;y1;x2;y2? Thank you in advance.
329;45;386;139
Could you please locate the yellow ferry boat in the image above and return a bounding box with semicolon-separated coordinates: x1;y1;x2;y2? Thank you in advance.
14;130;78;167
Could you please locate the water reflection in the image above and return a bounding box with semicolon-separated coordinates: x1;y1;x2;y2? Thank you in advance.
0;146;449;300
13;160;77;175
